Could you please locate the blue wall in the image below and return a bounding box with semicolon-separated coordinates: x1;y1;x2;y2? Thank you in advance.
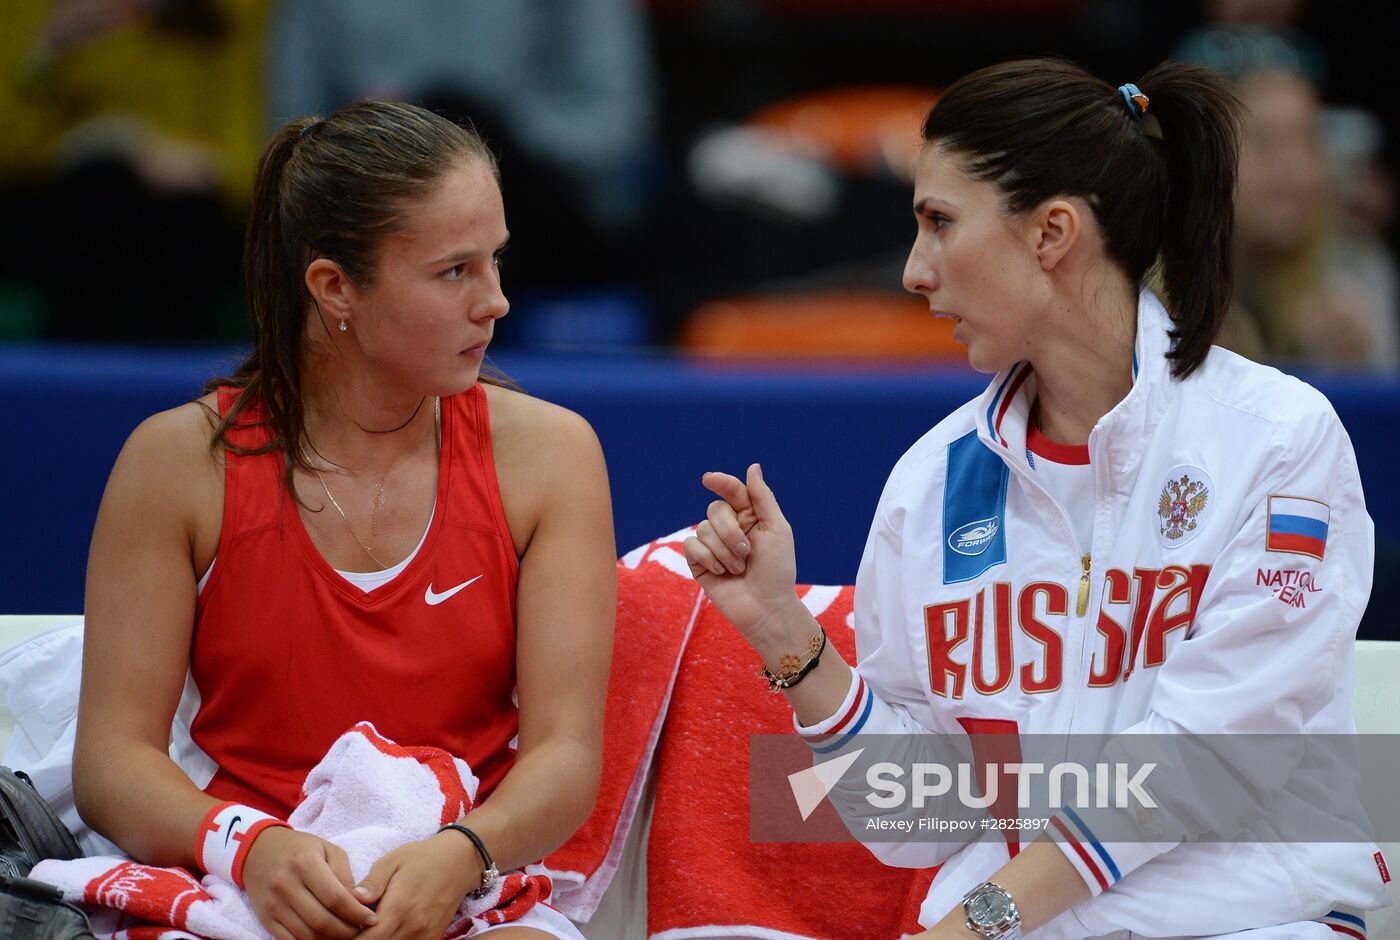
3;344;1398;615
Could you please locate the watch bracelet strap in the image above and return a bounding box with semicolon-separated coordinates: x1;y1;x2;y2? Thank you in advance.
963;881;1022;939
966;915;1023;939
439;823;498;898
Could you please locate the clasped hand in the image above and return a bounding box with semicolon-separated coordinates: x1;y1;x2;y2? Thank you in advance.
243;826;482;940
683;463;802;644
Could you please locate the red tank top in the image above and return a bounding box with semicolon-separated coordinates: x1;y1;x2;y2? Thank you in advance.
191;385;519;819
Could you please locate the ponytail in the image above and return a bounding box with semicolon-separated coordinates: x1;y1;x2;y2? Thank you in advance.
1137;61;1243;377
207;117;317;493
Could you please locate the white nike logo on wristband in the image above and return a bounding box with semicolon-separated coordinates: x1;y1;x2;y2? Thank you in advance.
425;576;483;606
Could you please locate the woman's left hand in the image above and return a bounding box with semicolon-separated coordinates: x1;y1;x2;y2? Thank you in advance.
353;831;483;939
684;464;801;644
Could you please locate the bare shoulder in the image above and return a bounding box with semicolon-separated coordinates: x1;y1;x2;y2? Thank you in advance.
482;383;603;464
482;383;609;555
121;393;224;480
105;393;225;556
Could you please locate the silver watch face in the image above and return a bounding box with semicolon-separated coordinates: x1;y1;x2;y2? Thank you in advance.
968;889;1012;926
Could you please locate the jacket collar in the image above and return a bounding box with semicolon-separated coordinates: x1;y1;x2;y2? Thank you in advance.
973;289;1176;482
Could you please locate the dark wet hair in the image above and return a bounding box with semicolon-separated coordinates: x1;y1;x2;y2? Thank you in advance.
922;58;1243;378
207;100;510;491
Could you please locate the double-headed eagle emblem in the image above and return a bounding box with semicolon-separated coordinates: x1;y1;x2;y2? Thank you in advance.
1159;474;1209;541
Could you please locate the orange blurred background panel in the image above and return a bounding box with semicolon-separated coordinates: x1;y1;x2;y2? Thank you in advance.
681;291;964;360
750;85;941;175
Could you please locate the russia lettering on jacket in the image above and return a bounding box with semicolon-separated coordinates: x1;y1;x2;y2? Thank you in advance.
923;565;1211;698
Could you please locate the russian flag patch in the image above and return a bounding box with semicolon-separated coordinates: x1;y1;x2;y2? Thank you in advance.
1267;496;1330;560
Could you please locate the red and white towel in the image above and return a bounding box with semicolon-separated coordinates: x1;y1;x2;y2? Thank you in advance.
543;532;938;938
538;529;705;919
32;722;552;939
645;582;935;939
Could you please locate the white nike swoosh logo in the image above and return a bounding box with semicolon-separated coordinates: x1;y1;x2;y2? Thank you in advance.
425;576;482;606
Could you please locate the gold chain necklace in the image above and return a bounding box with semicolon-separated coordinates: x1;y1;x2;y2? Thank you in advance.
308;459;388;568
301;397;441;570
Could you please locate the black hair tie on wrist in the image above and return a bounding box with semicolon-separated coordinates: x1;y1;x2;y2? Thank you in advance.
439;823;500;899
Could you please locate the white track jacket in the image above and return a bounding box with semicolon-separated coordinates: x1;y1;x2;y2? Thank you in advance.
798;292;1392;938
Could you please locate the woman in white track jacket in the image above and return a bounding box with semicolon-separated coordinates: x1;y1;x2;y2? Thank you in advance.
684;58;1391;939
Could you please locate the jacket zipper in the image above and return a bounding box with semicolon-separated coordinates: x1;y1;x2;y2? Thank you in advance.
1076;552;1092;616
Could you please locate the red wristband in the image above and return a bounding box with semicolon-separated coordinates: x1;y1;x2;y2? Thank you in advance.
194;802;291;888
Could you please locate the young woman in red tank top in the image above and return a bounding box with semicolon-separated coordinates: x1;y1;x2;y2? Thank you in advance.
74;102;615;940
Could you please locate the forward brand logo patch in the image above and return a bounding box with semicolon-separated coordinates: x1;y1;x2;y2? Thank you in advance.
948;518;1000;556
1157;465;1212;548
425;576;482;606
942;430;1010;584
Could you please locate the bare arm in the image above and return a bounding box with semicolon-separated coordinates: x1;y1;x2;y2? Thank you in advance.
75;402;374;940
460;406;616;868
74;403;222;866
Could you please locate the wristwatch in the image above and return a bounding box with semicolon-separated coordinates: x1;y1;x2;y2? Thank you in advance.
962;882;1022;939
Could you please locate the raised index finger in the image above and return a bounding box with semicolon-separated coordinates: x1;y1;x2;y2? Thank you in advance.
702;471;753;512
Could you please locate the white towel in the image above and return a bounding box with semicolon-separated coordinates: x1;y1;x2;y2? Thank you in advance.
32;721;553;940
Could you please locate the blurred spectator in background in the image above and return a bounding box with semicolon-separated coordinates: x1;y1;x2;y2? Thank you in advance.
649;86;930;343
1178;23;1399;372
0;0;266;341
268;0;658;300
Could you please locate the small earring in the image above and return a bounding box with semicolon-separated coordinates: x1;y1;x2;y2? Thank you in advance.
338;318;348;332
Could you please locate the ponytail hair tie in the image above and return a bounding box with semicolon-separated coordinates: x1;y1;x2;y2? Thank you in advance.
1118;83;1150;117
